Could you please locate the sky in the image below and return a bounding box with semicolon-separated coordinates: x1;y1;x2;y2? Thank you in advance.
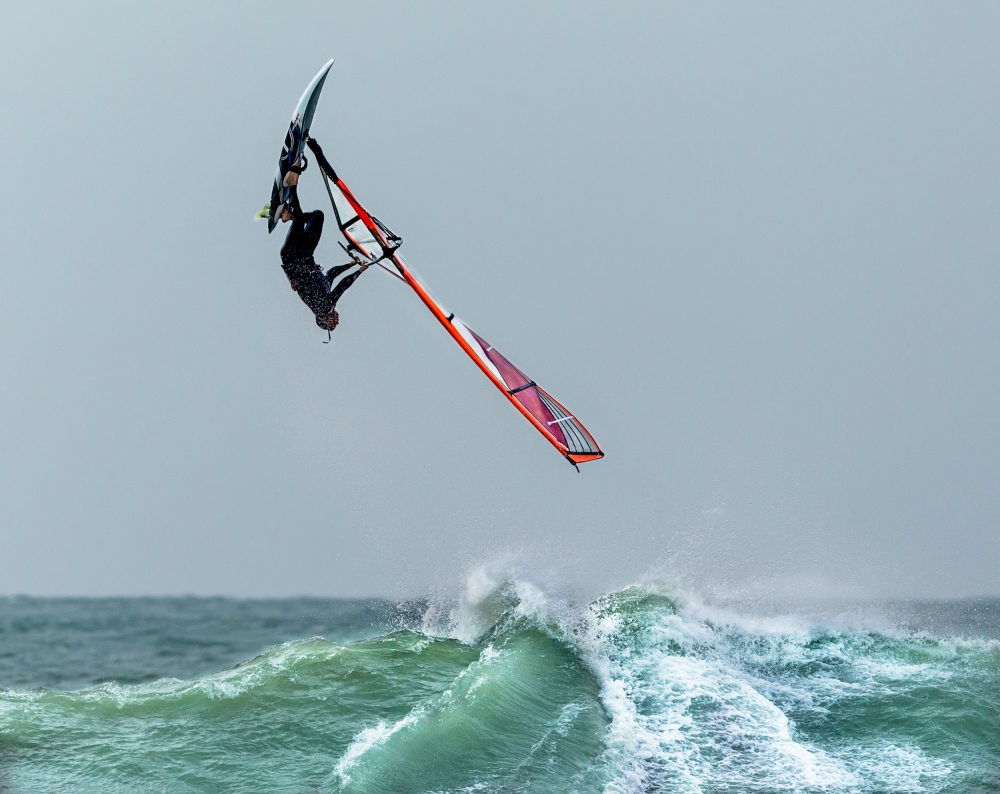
1;2;998;599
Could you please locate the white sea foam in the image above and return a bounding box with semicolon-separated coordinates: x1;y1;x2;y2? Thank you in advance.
561;582;976;793
584;605;857;792
835;742;953;793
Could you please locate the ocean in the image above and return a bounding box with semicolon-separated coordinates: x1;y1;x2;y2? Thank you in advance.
0;580;997;793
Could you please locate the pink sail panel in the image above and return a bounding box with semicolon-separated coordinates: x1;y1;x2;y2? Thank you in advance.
467;330;568;447
466;326;602;461
467;330;531;391
513;383;567;448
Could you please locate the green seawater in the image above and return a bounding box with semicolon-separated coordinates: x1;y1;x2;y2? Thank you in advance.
0;585;997;793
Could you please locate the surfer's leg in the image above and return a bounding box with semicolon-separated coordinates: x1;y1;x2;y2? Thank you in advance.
325;264;354;288
329;269;364;306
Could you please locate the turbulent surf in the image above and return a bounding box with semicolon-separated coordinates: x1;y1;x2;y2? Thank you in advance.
1;582;998;793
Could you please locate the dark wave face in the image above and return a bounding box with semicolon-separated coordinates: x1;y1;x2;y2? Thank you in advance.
0;584;997;793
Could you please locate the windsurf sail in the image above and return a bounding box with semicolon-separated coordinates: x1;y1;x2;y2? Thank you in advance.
319;167;604;468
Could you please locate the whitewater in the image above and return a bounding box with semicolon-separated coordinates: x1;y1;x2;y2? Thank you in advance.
0;577;997;793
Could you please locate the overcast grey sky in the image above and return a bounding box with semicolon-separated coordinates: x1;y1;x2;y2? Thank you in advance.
1;2;998;599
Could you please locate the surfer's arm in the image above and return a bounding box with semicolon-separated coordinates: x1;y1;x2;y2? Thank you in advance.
306;137;338;181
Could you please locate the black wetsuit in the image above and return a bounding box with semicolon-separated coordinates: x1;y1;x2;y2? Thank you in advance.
279;142;362;327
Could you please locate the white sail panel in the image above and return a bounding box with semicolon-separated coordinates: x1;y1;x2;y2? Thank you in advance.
322;172;385;260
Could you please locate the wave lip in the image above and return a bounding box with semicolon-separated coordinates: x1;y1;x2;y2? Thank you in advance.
334;707;426;785
329;627;608;793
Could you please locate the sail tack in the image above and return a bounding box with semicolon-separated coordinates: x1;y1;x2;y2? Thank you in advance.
320;168;603;467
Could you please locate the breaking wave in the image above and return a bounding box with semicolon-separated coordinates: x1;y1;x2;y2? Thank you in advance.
1;572;997;793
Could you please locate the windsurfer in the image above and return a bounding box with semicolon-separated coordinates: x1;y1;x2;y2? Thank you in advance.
277;138;366;336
